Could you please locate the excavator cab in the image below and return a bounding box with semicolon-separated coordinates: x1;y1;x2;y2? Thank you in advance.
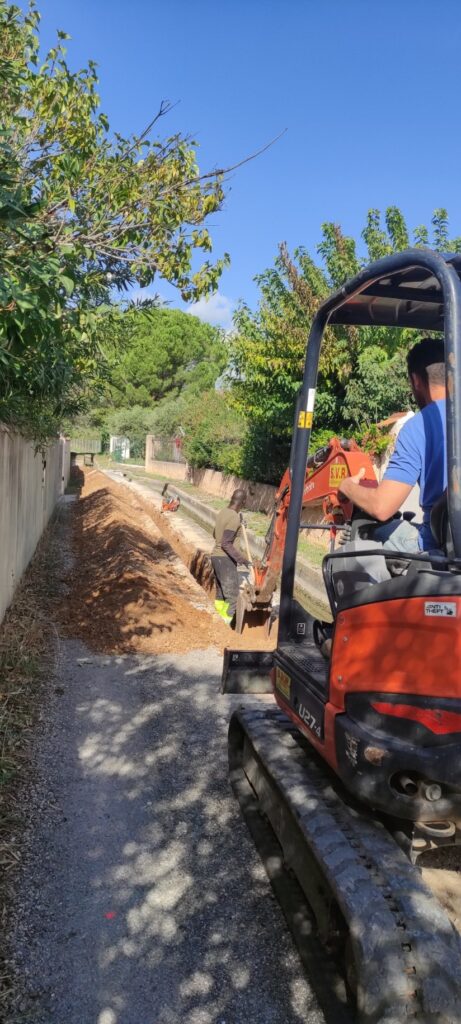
227;248;461;848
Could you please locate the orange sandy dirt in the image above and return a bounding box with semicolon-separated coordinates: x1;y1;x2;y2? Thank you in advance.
58;468;275;657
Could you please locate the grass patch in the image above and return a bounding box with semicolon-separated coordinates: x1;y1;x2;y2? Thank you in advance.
96;453;145;468
298;538;328;567
97;459;229;508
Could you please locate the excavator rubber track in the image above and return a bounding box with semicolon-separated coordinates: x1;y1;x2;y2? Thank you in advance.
229;705;461;1024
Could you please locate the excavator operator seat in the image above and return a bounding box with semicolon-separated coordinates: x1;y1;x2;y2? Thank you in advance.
325;514;420;613
325;547;386;613
430;489;451;555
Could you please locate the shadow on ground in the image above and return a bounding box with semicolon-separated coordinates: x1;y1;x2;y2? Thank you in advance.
9;646;322;1024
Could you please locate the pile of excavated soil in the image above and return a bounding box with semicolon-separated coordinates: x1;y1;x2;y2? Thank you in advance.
58;469;275;656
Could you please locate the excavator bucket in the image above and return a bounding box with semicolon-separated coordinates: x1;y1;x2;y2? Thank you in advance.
221;648;274;694
233;592;246;634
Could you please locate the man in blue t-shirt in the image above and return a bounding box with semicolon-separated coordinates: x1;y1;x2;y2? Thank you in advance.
339;337;446;558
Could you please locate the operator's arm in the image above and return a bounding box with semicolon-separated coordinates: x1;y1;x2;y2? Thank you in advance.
221;529;248;565
340;415;421;520
339;471;412;521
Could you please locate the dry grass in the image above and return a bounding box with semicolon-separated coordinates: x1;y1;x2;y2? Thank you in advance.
0;520;60;1011
0;543;56;787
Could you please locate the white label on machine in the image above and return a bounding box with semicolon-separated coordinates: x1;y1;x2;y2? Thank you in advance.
424;601;457;617
306;388;316;412
345;733;359;767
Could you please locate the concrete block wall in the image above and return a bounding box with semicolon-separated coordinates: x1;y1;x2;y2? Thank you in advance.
188;467;276;514
144;446;189;482
0;427;70;624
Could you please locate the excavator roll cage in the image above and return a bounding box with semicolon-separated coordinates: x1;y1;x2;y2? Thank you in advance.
278;248;461;639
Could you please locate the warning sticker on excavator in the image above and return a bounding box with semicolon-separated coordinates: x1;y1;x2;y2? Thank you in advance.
275;667;291;699
298;389;316;429
329;463;348;488
425;601;457;617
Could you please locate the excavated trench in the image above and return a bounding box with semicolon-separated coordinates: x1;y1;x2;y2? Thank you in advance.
61;466;275;657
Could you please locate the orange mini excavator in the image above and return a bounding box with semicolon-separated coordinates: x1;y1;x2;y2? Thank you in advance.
160;483;180;513
225;249;461;1023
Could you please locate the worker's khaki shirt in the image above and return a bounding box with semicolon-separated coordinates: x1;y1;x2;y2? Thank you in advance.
211;507;244;558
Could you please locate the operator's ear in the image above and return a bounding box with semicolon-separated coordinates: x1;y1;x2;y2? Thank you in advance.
409;371;424;403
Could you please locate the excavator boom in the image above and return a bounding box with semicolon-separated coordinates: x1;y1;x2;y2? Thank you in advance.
238;437;376;624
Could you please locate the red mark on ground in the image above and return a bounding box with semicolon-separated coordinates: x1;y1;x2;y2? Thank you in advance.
104;911;117;920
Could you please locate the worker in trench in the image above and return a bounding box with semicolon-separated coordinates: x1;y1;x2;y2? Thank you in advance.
211;488;251;626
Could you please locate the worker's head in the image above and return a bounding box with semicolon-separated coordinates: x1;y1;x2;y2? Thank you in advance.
407;337;445;409
229;487;247;511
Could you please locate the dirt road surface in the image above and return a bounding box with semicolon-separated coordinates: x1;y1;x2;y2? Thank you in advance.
6;471;325;1024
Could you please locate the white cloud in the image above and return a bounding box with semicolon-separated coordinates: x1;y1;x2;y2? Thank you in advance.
187;292;235;331
123;287;167;306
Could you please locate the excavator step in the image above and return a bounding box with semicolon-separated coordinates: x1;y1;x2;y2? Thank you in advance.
228;705;461;1024
221;648;273;694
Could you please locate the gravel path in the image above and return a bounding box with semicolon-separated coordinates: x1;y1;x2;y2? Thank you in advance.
9;645;324;1024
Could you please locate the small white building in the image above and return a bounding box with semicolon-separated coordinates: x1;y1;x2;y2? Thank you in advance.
109;435;130;460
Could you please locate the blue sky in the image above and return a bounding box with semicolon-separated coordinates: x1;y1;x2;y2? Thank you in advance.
37;0;461;329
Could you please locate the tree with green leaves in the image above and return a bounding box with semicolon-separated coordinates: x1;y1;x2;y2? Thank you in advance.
0;1;230;441
228;208;458;481
108;307;227;408
342;347;411;428
76;306;229;457
182;390;246;475
104;405;157;460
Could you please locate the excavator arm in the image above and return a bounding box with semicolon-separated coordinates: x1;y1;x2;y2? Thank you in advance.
241;437;377;616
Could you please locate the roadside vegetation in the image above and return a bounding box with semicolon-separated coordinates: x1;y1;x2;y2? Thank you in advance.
0;0;230;445
0;519;59;785
227;209;458;481
79;207;458;485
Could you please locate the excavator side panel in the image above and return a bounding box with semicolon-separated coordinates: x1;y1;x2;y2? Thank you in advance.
329;595;461;708
272;683;339;770
270;593;461;822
